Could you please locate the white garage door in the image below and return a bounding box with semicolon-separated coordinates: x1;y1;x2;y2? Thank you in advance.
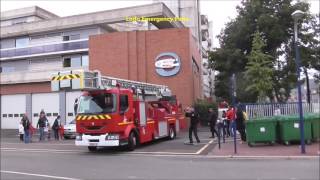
32;93;59;127
66;91;82;124
1;94;26;129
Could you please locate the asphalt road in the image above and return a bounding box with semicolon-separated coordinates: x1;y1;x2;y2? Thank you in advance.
1;131;319;180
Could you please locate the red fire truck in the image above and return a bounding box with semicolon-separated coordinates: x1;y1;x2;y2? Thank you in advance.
51;70;185;151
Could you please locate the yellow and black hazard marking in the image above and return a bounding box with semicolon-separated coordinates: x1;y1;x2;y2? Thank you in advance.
51;74;81;81
76;114;112;121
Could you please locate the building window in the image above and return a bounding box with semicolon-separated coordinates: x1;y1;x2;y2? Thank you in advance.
71;56;81;67
63;34;80;41
15;37;29;48
82;55;89;66
0;67;15;73
63;58;71;67
2;114;7;118
63;55;88;68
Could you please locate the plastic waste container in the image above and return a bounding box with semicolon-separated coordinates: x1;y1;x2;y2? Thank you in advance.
246;118;277;147
278;116;312;145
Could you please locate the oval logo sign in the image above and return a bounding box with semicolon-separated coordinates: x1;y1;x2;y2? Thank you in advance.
155;52;181;77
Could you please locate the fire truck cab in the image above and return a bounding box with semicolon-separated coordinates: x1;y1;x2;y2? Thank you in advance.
51;70;185;151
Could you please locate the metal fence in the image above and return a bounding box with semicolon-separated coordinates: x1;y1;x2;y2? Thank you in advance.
245;102;320;119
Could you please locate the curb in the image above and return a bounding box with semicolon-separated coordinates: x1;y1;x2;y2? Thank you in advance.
204;155;320;160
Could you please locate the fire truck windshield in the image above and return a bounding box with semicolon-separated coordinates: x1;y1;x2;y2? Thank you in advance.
77;93;117;114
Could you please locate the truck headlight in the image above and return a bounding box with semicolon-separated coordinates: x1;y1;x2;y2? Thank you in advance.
106;134;119;140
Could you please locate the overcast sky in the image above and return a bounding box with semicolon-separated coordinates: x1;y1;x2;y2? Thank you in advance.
1;0;319;48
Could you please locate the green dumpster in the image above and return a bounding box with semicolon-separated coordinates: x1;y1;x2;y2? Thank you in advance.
278;116;312;145
308;113;320;141
246;118;277;147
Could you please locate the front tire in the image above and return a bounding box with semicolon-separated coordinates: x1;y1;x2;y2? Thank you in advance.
168;126;176;140
128;132;137;151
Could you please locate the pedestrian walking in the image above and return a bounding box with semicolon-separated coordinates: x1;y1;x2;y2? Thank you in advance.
226;106;235;137
59;123;64;140
222;110;228;136
37;110;47;141
29;124;36;143
208;108;218;138
236;107;246;143
184;106;200;145
21;114;31;143
52;115;60;140
18;120;24;141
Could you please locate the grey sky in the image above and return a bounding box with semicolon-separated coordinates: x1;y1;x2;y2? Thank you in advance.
1;0;319;48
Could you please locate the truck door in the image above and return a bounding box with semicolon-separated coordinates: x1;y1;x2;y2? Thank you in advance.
119;94;133;123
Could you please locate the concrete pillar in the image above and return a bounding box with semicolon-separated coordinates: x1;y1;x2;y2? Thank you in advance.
59;91;66;125
26;94;32;119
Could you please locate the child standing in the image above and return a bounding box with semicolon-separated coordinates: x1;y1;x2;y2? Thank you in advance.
18;121;24;141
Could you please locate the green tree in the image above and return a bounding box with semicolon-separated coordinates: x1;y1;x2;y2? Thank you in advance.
208;0;318;103
244;31;273;102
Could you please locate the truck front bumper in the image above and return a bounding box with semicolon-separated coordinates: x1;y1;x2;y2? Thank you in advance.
75;134;124;147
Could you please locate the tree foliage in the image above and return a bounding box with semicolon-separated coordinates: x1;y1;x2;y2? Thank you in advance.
209;0;319;103
244;31;273;102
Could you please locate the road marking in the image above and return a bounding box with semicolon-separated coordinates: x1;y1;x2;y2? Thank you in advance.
2;148;318;159
196;140;214;154
129;151;197;155
1;148;83;153
1;170;82;180
1;142;75;146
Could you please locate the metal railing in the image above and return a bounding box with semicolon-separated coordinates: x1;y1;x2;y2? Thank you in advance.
245;102;320;119
0;39;88;59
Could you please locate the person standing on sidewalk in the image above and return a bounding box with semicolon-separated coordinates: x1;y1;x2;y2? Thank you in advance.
52;115;60;140
236;107;246;143
21;114;31;143
18;120;24;141
226;106;235;137
184;106;200;145
37;110;47;141
208;108;218;139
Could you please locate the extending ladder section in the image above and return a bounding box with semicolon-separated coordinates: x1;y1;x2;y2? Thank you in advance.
51;69;171;97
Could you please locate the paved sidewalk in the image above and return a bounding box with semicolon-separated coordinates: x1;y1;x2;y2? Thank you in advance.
209;137;320;156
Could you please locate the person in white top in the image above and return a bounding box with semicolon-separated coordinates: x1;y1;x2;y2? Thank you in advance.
18;121;24;141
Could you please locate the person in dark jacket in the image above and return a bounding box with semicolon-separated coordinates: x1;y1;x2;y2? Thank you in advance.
208;108;219;138
236;107;246;143
52;115;60;140
37;110;47;141
185;106;200;144
21;114;30;143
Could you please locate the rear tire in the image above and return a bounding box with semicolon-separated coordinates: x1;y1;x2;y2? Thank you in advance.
168;126;176;140
88;146;97;152
128;132;137;151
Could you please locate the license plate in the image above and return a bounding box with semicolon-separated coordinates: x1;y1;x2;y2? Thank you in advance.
89;142;98;146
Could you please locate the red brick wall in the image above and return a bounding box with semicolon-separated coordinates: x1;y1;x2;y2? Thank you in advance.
0;82;50;95
89;28;202;108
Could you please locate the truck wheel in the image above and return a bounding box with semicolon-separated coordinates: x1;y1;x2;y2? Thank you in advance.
88;146;97;152
168;126;176;140
128;132;137;151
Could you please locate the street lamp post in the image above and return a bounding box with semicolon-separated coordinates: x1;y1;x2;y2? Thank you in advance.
292;10;306;154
